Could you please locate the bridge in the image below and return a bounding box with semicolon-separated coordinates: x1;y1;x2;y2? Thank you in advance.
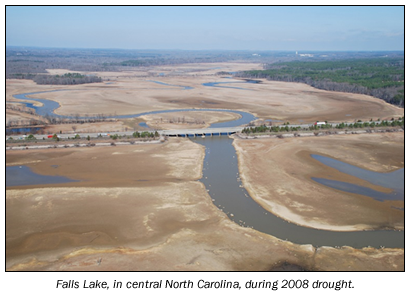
6;120;389;141
158;126;244;137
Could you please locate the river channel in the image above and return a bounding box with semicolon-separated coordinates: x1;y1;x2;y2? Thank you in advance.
193;136;404;248
12;90;256;125
8;84;404;248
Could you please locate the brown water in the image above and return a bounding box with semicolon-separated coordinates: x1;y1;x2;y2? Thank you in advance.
193;136;404;248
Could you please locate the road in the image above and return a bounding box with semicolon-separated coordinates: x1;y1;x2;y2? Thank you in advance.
6;121;388;141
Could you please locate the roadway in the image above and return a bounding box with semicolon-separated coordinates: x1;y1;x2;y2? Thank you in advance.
6;121;387;141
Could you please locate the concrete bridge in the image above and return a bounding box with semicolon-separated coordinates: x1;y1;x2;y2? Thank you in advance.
158;126;244;137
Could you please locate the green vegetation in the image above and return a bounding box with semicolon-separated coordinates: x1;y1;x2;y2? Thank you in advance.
33;73;102;85
242;118;404;135
132;131;159;138
25;134;36;140
7;72;102;85
52;133;60;141
242;58;404;106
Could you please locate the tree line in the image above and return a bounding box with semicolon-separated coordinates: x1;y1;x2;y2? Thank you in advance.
241;118;404;135
8;73;102;85
238;58;404;107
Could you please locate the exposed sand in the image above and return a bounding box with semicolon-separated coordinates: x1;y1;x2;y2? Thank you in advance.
7;184;314;271
41;121;131;135
46;62;262;78
233;132;404;231
140;110;240;130
6;63;404;271
7;63;403;129
23;78;403;123
6;138;403;271
6;138;204;186
6;109;44;124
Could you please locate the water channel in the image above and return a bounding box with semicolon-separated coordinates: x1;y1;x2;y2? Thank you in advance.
8;84;404;248
193;136;404;248
12;89;256;125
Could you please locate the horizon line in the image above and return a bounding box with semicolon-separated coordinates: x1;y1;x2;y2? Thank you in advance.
6;45;405;52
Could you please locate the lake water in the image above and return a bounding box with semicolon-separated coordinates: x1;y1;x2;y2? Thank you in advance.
202;80;257;90
311;154;404;203
6;165;78;187
193;136;404;248
147;80;193;90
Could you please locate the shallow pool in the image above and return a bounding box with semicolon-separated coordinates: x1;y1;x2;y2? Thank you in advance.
311;154;404;202
6;165;78;187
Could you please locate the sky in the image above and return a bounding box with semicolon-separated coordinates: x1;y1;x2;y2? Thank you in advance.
5;5;404;51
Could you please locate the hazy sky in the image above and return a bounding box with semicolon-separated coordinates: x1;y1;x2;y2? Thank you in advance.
6;6;404;51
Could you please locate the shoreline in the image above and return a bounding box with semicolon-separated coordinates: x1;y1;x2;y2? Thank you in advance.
232;139;372;232
232;132;404;232
6;65;404;270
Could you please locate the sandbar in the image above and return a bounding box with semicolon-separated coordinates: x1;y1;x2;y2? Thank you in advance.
233;132;404;231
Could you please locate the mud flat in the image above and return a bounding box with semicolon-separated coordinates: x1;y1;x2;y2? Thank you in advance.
233;132;404;232
6;137;317;271
5;185;403;271
6;138;204;186
7;67;402;128
6;137;404;271
6;182;403;271
140;110;241;130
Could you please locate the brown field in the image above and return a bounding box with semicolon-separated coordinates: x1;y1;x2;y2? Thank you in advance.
20;78;403;123
6;63;404;271
6;138;203;185
43;121;128;135
233;132;404;231
6;138;403;271
140;110;240;130
6;109;44;124
45;62;262;78
6;62;403;129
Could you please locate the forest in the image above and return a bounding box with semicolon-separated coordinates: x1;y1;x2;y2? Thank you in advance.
239;58;404;106
9;72;102;85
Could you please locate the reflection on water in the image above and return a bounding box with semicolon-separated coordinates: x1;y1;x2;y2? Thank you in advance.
6;166;78;187
311;154;404;202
